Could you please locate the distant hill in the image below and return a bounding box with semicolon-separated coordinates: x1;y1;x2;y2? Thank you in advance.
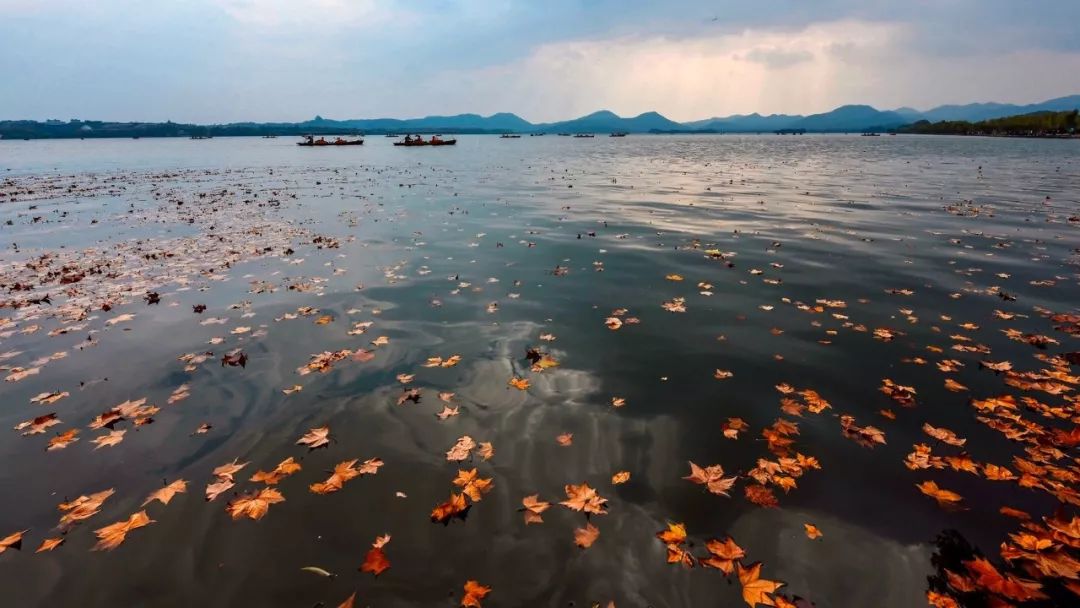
689;113;801;132
535;110;684;133
4;95;1079;139
790;105;909;132
917;95;1080;123
304;112;533;133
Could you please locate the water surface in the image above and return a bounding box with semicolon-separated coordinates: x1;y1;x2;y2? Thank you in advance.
1;135;1078;607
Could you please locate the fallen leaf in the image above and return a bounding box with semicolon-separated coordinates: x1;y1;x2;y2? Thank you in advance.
143;479;188;506
296;426;330;449
92;511;154;550
574;522;600;548
737;561;784;607
226;487;285;521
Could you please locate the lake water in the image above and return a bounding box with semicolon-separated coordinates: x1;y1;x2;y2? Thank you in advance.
1;135;1078;607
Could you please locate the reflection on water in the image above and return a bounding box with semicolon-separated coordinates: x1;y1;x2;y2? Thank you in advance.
0;135;1078;607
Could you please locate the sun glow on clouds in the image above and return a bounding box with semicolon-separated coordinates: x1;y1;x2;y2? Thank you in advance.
428;20;906;122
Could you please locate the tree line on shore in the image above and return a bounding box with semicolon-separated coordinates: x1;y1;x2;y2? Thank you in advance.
898;110;1078;137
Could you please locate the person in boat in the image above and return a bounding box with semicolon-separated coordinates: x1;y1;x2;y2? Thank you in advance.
430;135;442;144
404;134;414;144
316;137;327;145
335;137;346;144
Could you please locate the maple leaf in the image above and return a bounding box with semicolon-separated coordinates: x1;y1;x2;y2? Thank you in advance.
477;442;494;461
926;591;959;608
14;412;61;435
58;489;114;528
436;405;460;420
964;557;1047;601
0;530;26;554
204;479;234;503
250;456;303;485
714;369;734;380
723;418;748;439
143;479;188;506
803;523;822;539
701;536;745;574
656;522;688;545
397;387;422;405
431;492;470;524
360;547;390;576
744;484;779;508
226;487;285;521
560;483;608;515
337;592;357;608
508;377;530;390
92;429;126;449
297;426;331;449
574;522;600;548
212;458;249;480
923;424;966;447
611;471;631;485
943;378;968;392
92;510;154;551
446;435;477;462
556;433;573;446
683;461;737;496
461;580;491;607
916;480;963;506
47;428;79;450
35;537;64;553
520;495;551;525
310;459;372;494
737;562;784;607
453;468;494;502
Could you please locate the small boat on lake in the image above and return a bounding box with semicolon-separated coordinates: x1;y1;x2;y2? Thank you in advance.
385;133;399;137
861;132;880;137
297;135;364;146
573;134;594;138
530;133;546;136
610;132;628;137
500;134;521;139
393;134;457;147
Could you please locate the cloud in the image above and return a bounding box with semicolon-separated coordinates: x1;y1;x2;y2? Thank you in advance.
423;20;906;121
740;47;814;69
419;19;1080;122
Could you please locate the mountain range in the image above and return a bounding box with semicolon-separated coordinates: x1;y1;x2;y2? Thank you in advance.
302;94;1080;133
3;95;1078;139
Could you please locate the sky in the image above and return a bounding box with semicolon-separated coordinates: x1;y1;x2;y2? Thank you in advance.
2;0;1080;123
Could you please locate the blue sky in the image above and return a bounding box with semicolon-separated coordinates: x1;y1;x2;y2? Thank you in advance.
2;0;1079;122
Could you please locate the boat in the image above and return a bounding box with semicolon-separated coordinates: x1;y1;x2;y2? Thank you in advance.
385;133;399;137
861;132;880;137
190;135;213;140
573;134;594;138
500;134;521;139
610;132;628;137
393;134;457;147
297;135;364;146
262;135;277;139
557;133;571;136
530;133;546;136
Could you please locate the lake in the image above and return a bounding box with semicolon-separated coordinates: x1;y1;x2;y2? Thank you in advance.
1;134;1078;608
